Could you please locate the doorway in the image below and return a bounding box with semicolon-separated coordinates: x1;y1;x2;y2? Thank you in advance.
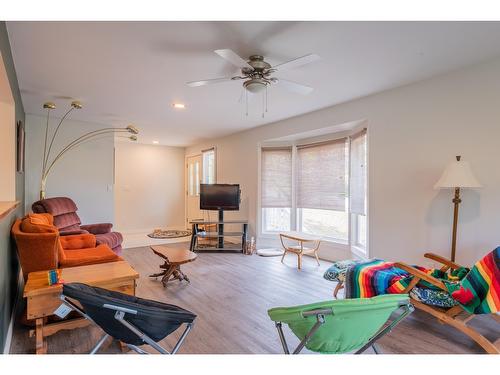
186;154;202;225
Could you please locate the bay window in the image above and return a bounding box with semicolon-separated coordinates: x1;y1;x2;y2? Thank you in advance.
260;129;367;250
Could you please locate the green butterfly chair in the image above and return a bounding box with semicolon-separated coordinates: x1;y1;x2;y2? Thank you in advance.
268;294;413;354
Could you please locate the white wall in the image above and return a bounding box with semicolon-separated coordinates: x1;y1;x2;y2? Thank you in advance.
187;58;500;265
114;141;185;234
0;52;15;202
25;114;114;224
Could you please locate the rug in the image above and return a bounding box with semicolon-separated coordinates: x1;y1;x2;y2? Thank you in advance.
147;229;192;239
256;248;284;257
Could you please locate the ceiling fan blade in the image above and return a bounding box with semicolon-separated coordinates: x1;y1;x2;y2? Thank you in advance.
187;77;235;87
214;49;253;69
273;54;320;71
276;79;314;95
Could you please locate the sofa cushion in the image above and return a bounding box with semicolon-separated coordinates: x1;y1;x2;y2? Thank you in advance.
96;232;123;250
32;197;79;216
20;213;58;234
59;244;121;268
81;223;113;235
60;233;97;250
53;212;81;231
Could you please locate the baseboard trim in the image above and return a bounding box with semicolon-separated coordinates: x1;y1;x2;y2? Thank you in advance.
257;236;350;262
121;229;192;249
3;269;23;354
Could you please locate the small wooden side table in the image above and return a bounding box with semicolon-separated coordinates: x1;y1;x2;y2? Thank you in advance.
149;245;198;287
23;261;139;354
279;231;322;270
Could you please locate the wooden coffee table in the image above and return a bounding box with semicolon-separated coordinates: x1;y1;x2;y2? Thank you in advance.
23;261;139;354
149;245;198;287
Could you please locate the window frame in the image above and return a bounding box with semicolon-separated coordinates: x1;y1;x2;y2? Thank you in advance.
349;129;368;255
296;207;350;244
201;147;217;184
261;207;292;233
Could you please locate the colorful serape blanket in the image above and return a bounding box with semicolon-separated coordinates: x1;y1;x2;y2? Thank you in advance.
444;247;500;314
343;259;466;298
344;248;500;314
344;259;408;298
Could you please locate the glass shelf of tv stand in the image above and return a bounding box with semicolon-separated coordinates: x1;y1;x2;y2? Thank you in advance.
189;219;248;224
189;219;248;252
196;231;244;238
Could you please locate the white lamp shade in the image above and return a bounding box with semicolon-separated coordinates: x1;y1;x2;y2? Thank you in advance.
434;158;482;189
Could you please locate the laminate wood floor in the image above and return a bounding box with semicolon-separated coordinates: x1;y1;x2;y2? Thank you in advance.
9;243;499;354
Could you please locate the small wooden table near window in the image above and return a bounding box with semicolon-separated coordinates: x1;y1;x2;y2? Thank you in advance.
279;231;322;270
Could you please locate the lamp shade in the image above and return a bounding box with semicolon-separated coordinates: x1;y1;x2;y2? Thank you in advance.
434;156;482;189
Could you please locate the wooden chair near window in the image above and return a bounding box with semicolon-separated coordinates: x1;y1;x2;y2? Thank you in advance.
394;251;500;354
280;232;321;270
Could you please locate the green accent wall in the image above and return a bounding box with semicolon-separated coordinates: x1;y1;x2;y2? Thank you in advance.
0;21;25;353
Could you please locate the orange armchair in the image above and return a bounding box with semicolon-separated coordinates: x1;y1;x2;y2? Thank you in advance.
12;213;121;280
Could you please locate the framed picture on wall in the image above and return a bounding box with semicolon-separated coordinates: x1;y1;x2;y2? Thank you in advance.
16;120;25;173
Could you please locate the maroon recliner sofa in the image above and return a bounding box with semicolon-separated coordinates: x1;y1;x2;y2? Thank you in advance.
32;196;123;255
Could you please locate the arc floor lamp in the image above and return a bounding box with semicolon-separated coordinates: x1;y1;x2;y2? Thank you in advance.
434;156;482;262
39;100;139;200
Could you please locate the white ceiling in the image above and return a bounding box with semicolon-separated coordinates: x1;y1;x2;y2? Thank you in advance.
7;21;500;146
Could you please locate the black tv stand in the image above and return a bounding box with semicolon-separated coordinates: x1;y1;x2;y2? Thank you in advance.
189;213;248;253
217;209;224;249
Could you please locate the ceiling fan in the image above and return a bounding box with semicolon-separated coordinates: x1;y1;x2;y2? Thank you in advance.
187;49;320;96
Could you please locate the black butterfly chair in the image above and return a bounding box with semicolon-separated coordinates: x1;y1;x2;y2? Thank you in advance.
61;283;196;354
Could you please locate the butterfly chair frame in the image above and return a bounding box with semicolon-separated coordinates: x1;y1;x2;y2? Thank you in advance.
274;302;414;354
60;295;193;354
395;252;500;354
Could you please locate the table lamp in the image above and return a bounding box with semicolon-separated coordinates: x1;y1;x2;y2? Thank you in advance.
434;156;482;261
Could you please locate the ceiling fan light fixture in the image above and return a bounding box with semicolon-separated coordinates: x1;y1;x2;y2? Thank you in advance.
243;78;267;94
187;49;320;116
173;103;186;109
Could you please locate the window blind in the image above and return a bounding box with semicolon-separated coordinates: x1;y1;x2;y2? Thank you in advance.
350;129;367;215
202;148;216;184
296;138;347;211
261;147;292;208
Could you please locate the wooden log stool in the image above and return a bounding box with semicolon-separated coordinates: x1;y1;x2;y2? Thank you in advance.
149;245;198;287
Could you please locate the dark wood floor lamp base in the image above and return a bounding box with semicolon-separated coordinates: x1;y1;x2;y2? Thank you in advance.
450;186;461;262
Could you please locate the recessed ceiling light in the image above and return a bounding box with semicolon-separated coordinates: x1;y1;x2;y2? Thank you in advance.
173;103;186;109
152;140;159;144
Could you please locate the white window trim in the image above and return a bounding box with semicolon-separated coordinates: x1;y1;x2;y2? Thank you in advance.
291;144;298;231
349;127;369;259
201;146;217;184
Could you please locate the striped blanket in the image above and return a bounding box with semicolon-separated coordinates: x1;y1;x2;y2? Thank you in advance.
343;259;464;298
444;247;500;314
344;248;500;314
344;259;408;298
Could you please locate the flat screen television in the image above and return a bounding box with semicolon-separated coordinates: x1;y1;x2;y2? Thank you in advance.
200;184;240;211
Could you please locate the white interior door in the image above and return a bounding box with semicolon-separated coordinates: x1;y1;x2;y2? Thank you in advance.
186;154;202;225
